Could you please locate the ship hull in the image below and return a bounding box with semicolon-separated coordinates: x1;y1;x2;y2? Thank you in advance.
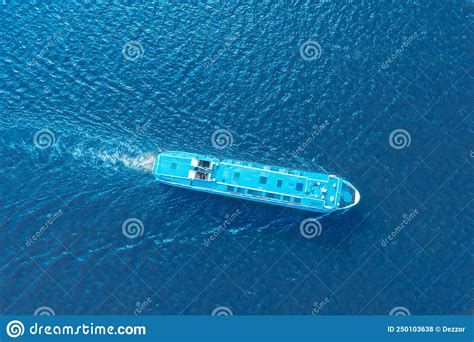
156;177;337;213
153;151;360;213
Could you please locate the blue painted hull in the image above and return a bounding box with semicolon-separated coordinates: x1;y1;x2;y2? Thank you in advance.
153;151;360;213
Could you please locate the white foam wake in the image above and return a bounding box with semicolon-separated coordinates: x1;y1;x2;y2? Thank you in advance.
96;151;156;173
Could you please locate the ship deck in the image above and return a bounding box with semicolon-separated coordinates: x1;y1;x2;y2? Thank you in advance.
154;151;349;212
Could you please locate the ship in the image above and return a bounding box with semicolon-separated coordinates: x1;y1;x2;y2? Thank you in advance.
153;151;360;213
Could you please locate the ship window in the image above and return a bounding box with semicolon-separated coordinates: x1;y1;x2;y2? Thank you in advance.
198;160;211;168
233;172;240;180
295;182;304;191
283;196;291;201
265;193;275;198
294;198;301;203
260;176;267;184
237;187;245;193
248;189;262;196
196;172;208;180
277;179;283;187
227;186;235;192
170;162;177;170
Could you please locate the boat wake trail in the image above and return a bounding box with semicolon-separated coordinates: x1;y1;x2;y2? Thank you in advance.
67;140;158;174
95;151;156;173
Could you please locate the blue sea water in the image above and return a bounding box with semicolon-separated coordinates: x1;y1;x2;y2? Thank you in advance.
1;1;472;316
